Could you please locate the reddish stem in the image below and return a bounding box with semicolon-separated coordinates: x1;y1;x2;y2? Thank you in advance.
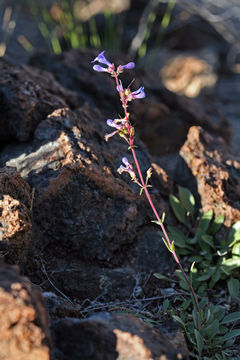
114;73;200;315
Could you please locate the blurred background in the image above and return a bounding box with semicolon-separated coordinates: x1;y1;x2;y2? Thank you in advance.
1;0;240;76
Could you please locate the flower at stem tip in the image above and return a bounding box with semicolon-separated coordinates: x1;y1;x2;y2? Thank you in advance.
92;51;135;75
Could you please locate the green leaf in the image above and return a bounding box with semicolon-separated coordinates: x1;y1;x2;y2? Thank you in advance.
208;214;225;235
209;268;221;288
188;255;202;263
151;220;162;226
221;258;240;273
204;319;220;340
221;311;240;325
169;194;187;226
168;226;189;249
178;186;195;219
194;329;203;357
227;221;240;246
197;267;216;281
172;315;187;332
222;329;240;341
180;298;191;311
195;210;213;241
161;236;173;253
227;277;239;299
179;280;190;291
201;234;215;249
232;242;240;259
153;273;175;283
186;237;198;245
163;299;170;312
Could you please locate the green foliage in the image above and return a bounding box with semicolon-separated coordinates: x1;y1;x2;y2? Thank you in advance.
169;186;240;298
27;0;122;54
160;298;240;359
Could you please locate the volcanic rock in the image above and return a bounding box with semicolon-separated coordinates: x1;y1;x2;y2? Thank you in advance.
0;263;50;360
0;104;171;299
50;312;189;360
180;126;240;226
0;59;78;144
0;166;32;264
29;49;230;157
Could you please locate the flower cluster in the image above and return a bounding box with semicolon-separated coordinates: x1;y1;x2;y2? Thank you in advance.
117;157;139;184
92;51;146;191
92;51;135;76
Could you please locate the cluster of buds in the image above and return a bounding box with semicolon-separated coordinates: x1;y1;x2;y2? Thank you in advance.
105;117;134;142
117;157;139;184
117;80;145;102
92;51;135;76
117;157;152;195
92;51;150;194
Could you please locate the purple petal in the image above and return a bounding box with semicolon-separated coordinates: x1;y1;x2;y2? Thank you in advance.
106;119;121;129
132;86;146;99
122;157;130;166
92;51;112;66
122;62;135;70
93;64;108;72
116;80;124;93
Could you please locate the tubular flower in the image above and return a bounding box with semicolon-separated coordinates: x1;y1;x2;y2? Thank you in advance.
92;51;114;74
117;157;137;182
92;51;112;66
130;86;146;100
116;62;135;75
105;119;124;142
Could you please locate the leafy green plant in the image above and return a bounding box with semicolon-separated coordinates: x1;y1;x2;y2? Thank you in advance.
168;186;240;298
174;300;240;359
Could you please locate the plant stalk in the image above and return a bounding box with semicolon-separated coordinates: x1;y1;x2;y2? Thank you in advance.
114;73;200;316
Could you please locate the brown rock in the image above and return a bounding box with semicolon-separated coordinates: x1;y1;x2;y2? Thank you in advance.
50;312;189;360
0;59;78;144
0;167;32;264
180;126;240;226
0;105;171;299
29;49;230;156
0;263;50;360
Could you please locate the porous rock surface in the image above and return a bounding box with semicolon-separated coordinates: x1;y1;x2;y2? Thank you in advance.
0;166;32;264
0;263;50;360
30;49;230;156
50;312;189;360
180;126;240;226
0;104;171;299
0;58;78;144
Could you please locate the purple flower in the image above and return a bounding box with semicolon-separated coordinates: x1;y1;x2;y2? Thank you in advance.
92;51;112;67
116;80;124;93
93;65;109;72
117;157;136;181
106;119;122;130
131;87;146;99
117;62;135;74
122;157;131;167
122;62;135;70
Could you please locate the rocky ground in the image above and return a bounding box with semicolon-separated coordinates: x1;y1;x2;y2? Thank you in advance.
0;2;240;359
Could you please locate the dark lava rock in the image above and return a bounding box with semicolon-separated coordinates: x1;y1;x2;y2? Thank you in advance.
0;105;171;299
50;312;189;360
180;126;240;226
0;166;32;264
0;262;50;360
29;49;230;156
0;59;78;144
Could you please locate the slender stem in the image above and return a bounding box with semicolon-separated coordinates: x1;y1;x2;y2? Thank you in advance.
114;73;200;315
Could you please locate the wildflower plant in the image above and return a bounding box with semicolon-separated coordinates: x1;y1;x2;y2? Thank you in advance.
92;51;240;358
92;50;200;313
